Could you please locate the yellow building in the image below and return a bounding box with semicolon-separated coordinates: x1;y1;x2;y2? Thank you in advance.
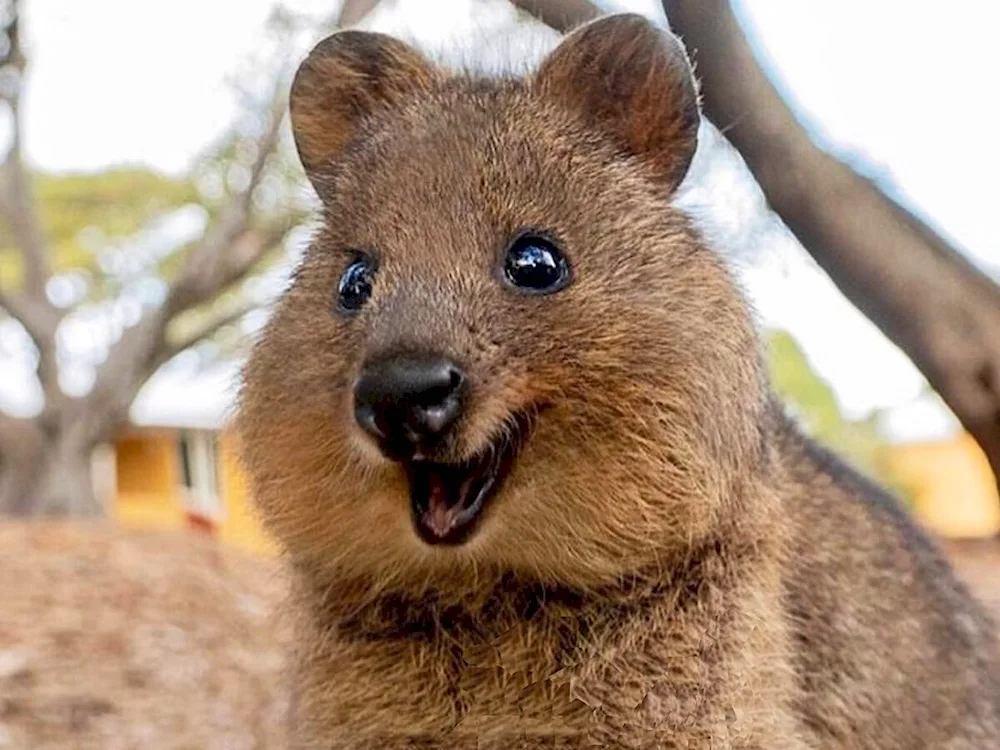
884;433;1000;540
110;425;278;556
878;392;1000;540
99;361;279;556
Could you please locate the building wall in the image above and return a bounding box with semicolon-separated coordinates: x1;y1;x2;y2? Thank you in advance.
885;433;1000;539
113;428;279;556
217;431;280;556
113;430;186;531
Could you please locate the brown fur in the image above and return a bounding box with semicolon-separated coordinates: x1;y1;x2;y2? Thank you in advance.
237;13;1000;749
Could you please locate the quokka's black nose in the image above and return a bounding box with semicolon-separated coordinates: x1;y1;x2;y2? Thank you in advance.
353;354;466;459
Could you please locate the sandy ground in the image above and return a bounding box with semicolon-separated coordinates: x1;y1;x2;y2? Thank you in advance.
0;523;998;750
0;524;291;750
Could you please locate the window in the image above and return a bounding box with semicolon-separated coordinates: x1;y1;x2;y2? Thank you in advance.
177;430;223;520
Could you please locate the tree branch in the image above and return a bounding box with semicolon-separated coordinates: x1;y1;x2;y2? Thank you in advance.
162;0;381;320
0;2;63;408
165;95;287;316
661;0;1000;489
0;2;52;298
506;0;599;31
82;222;291;445
166;219;290;318
336;0;382;27
82;0;383;445
0;408;22;440
0;285;61;409
0;285;58;342
153;302;256;372
80;73;291;443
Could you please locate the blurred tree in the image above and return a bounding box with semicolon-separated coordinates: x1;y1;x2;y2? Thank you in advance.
0;169;198;280
0;0;379;516
510;0;1000;500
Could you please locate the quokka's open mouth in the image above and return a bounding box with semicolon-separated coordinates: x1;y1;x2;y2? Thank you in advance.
404;411;535;545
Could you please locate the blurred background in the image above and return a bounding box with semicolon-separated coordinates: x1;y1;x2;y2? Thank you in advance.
0;0;997;747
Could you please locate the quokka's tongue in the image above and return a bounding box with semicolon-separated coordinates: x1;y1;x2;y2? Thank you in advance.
423;471;463;538
407;454;502;544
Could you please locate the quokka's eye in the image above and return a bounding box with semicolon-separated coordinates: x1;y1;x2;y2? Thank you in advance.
502;233;571;294
336;255;376;314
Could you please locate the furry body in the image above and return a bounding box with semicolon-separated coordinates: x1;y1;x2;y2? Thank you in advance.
238;13;1000;749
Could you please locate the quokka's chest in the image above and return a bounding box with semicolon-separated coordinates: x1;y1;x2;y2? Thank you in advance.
308;607;740;749
306;615;601;744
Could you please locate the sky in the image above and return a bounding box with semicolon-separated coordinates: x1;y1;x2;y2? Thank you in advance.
4;0;999;438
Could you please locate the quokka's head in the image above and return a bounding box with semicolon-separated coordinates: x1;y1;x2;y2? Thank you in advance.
238;13;768;593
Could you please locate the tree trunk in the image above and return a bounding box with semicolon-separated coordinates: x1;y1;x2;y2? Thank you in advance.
0;417;45;515
661;0;1000;492
0;424;103;517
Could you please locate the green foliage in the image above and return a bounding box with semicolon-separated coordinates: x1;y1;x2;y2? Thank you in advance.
765;329;912;502
0;157;297;365
0;167;198;286
768;330;842;438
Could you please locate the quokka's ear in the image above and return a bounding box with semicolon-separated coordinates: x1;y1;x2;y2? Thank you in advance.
533;13;700;191
289;30;435;188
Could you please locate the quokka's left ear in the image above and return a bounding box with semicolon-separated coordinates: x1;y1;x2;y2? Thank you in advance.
533;13;700;191
289;30;436;193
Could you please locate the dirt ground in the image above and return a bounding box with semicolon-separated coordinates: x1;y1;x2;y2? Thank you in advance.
0;523;998;750
0;523;291;750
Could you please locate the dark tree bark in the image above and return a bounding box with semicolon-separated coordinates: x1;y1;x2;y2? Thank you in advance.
337;0;382;27
508;0;600;29
511;0;1000;494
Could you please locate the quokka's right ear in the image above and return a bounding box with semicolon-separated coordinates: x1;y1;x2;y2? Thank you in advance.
290;30;435;189
534;13;700;192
